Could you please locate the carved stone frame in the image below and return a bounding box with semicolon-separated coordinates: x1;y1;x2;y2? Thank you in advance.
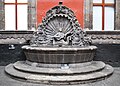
84;0;93;30
0;0;5;30
28;0;37;30
115;0;120;30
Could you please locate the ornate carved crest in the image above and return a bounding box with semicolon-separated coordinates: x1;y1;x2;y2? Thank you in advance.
30;2;91;47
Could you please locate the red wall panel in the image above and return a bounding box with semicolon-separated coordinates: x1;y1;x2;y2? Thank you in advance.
37;0;84;28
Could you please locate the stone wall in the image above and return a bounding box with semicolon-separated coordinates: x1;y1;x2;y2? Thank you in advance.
0;44;120;67
0;44;26;66
94;44;120;67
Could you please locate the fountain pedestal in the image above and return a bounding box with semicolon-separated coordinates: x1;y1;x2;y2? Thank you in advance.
5;60;113;85
5;2;114;85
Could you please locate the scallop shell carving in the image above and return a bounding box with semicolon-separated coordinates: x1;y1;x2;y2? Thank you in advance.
44;16;74;37
30;4;91;47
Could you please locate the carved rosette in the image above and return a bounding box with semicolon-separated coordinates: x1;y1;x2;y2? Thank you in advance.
30;3;91;47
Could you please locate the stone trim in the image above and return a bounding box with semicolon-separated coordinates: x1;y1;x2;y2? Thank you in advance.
115;0;120;30
0;31;33;44
0;0;5;30
28;0;37;30
84;0;93;30
0;31;33;39
0;31;120;44
87;31;120;44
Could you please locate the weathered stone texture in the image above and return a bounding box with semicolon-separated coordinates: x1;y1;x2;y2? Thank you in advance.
0;31;33;44
0;0;5;30
0;31;120;44
28;0;36;30
116;0;120;30
87;31;120;44
84;0;93;30
0;66;120;86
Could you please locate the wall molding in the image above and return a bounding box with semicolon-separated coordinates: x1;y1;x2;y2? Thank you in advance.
0;31;120;44
87;31;120;44
0;31;33;44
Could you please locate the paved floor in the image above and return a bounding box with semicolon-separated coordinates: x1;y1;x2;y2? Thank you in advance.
0;66;120;86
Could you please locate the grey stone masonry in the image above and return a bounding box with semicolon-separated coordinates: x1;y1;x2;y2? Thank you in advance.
28;0;37;30
87;31;120;44
0;31;33;44
0;0;5;30
0;31;120;44
14;61;105;75
0;66;120;86
115;0;120;30
84;0;93;30
5;61;114;85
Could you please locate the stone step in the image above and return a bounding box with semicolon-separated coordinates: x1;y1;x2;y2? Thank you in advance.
5;63;114;85
25;60;93;68
13;61;105;75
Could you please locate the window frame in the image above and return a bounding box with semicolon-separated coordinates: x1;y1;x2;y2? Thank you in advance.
93;0;115;31
4;0;28;30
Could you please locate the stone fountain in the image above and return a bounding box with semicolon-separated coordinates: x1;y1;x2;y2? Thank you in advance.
5;2;113;85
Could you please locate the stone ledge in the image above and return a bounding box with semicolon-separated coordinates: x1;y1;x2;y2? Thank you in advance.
13;61;105;75
22;45;96;64
5;62;114;85
0;66;120;86
0;31;120;44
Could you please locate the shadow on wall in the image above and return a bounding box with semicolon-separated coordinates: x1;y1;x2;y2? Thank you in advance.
0;44;120;67
94;44;120;67
0;44;26;66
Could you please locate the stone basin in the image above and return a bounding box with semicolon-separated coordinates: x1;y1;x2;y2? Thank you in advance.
22;45;97;64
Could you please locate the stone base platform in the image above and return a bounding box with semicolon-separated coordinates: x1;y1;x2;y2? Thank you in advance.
5;61;114;85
